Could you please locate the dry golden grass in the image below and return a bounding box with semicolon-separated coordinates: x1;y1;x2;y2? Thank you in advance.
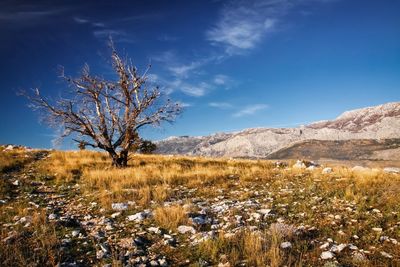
0;207;60;266
197;230;286;267
34;150;400;266
39;151;274;208
154;204;189;230
0;149;30;173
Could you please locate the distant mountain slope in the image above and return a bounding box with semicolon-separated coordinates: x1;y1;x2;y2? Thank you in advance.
266;139;400;160
155;102;400;159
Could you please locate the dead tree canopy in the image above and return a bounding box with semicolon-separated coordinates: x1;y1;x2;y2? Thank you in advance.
25;45;181;167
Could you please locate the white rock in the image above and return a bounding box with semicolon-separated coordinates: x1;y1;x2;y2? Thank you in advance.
4;145;14;151
96;250;105;259
71;230;80;237
280;241;292;249
148;227;162;234
111;212;121;218
127;210;152;222
380;251;393;258
320;242;330;249
352;166;370;172
177;225;196;235
158;258;168;267
383;167;400;174
251;212;262;220
372;227;383;232
293;160;306;169
258;209;272;215
306;165;317;171
12;180;19;186
322;167;333;174
48;214;58;220
320;251;334;260
330;243;347;253
111;203;128;211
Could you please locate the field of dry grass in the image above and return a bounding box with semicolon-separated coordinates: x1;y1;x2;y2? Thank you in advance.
1;149;400;266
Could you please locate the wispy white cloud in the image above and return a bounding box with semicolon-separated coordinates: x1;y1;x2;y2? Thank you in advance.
168;61;204;79
0;5;67;27
180;82;210;97
73;17;89;24
73;16;105;27
177;101;192;108
147;72;211;97
209;102;233;109
93;29;135;43
207;0;335;55
206;0;285;54
213;74;228;85
233;104;268;117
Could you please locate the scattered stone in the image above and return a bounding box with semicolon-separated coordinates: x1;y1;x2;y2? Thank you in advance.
320;251;334;260
127;210;152;222
48;213;58;220
322;168;333;174
111;212;121;218
352;166;370;172
177;225;196;235
111;202;128;211
380;251;393;259
280;241;292;249
330;244;347;253
383;167;400;174
148;227;162;234
293;160;306;169
320;242;330;250
372;227;383;233
96;250;105;259
71;230;80;237
12;180;20;186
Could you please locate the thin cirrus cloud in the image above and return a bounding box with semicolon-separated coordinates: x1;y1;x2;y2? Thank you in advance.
233;104;268;117
206;0;284;55
147;72;209;97
206;0;336;55
209;102;233;109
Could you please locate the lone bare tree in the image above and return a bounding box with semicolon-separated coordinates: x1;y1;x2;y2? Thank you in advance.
24;44;181;167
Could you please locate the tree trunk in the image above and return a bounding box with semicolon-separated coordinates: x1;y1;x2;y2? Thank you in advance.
110;151;128;168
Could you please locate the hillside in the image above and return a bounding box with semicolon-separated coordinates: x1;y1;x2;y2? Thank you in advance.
266;139;400;160
155;102;400;159
1;149;400;266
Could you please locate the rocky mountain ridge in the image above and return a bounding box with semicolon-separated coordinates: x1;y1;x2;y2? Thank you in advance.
155;102;400;159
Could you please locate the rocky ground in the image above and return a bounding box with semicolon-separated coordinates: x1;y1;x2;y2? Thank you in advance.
1;149;400;266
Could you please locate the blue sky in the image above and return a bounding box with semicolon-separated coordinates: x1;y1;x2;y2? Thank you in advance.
0;0;399;149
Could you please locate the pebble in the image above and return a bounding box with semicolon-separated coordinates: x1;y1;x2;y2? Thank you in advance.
280;241;292;249
177;225;196;234
380;251;393;258
48;213;58;220
111;212;121;218
322;167;333;174
71;230;80;237
320;251;334;260
111;203;129;211
127;210;152;222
